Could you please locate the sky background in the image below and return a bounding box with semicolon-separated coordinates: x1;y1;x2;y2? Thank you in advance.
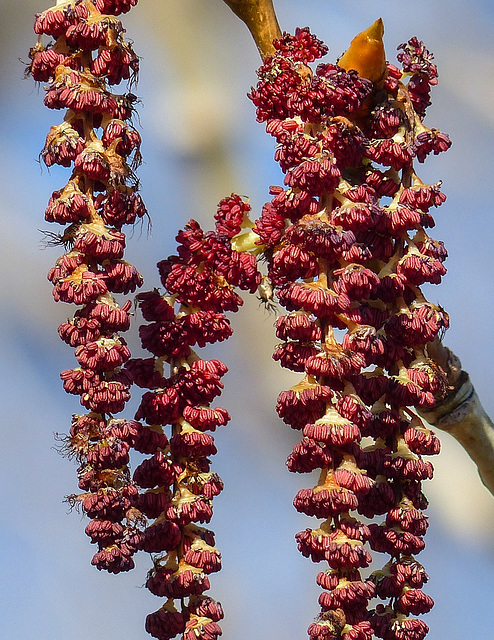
1;0;494;638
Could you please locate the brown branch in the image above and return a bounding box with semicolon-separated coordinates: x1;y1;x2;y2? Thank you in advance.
222;0;282;59
419;338;494;496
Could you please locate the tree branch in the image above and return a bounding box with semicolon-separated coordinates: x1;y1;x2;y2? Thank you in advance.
419;339;494;496
222;0;282;59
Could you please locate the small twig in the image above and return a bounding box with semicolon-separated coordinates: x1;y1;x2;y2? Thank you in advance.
419;338;494;496
222;0;282;60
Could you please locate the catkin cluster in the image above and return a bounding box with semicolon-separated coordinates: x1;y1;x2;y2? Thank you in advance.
29;0;146;574
249;26;450;640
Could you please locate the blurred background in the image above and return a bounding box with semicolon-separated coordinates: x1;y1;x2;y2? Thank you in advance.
1;0;493;638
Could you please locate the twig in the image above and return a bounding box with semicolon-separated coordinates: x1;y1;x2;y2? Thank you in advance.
222;0;282;59
419;339;494;496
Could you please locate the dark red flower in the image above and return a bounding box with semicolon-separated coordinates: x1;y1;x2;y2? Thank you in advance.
135;388;181;426
369;523;425;556
294;484;359;518
274;27;329;63
287;437;333;473
34;3;89;38
187;596;224;622
145;604;185;640
182;405;230;432
140;521;182;554
91;544;135;573
184;615;222;640
276;382;334;429
133;451;180;489
146;565;210;599
413;129;452;163
296;525;372;568
273;341;319;372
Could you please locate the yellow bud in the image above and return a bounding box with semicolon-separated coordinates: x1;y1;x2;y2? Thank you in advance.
338;18;387;84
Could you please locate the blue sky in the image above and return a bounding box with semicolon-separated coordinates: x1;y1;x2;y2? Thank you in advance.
1;1;493;638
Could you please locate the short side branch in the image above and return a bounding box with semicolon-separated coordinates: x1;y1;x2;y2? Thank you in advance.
222;0;282;59
419;339;494;496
